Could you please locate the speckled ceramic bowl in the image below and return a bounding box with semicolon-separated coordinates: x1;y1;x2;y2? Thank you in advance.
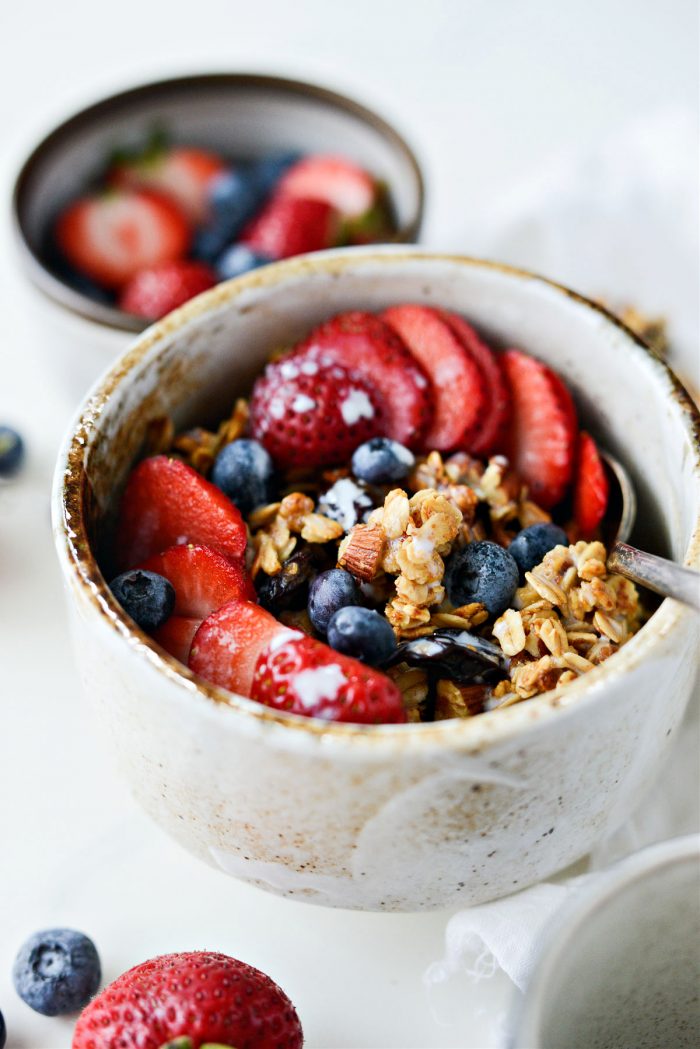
52;249;700;912
13;73;423;393
508;835;700;1048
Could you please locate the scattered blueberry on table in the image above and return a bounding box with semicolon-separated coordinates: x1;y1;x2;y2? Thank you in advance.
0;426;24;477
0;1007;5;1049
110;569;176;631
12;928;101;1016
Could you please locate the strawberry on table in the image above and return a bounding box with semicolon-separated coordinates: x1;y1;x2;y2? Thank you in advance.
382;305;487;452
240;195;339;259
438;309;511;455
500;349;577;509
189;599;293;697
108;145;226;224
71;949;303;1049
116;456;247;570
119;260;216;319
55;189;190;289
574;430;610;537
291;310;433;448
249;357;384;469
252;632;406;724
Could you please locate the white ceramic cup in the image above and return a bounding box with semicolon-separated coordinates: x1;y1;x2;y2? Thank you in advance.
52;249;700;912
508;835;700;1049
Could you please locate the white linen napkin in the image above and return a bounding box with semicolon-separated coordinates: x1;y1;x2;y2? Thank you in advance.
424;107;700;1033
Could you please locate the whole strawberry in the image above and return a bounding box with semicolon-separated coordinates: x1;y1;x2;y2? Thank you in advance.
71;950;303;1049
250;358;385;469
119;260;217;319
252;633;406;724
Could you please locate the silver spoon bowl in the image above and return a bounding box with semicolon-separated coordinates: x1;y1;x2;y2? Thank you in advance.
601;450;700;610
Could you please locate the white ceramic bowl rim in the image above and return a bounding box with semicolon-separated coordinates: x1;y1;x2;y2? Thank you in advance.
507;833;700;1048
13;71;425;332
53;248;700;755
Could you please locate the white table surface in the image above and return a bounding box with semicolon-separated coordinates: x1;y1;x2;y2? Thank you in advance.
1;2;697;1047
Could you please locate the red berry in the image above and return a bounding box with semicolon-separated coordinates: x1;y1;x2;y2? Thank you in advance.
241;195;339;259
438;310;511;455
71;949;303;1049
151;614;200;663
500;349;577;508
116;456;247;570
55;189;190;289
382;305;487;452
250;358;385;470
189;599;291;697
119;260;217;319
252;633;407;724
109;145;226;224
574;431;610;537
277;153;377;218
291;311;433;448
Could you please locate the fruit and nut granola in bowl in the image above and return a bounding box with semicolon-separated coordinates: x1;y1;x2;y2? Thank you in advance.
53;250;700;911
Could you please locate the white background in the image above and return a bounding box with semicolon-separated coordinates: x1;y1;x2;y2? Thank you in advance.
0;2;697;1047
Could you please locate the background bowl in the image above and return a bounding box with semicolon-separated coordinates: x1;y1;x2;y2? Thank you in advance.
508;835;700;1048
13;73;424;392
52;249;700;911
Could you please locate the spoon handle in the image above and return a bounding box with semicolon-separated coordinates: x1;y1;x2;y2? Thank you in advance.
608;542;700;611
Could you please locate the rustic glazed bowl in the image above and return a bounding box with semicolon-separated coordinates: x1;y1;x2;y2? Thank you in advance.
52;249;700;912
13;73;423;393
508;835;700;1048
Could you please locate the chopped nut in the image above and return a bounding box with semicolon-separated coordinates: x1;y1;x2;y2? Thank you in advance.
338;525;386;581
435;679;486;719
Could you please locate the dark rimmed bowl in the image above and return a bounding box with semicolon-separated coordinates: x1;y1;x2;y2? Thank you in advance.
12;73;424;391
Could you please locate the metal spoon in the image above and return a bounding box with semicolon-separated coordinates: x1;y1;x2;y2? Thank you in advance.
601;449;700;610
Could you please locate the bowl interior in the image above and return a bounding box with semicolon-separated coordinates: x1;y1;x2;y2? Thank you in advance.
15;76;423;329
78;254;699;584
528;846;700;1048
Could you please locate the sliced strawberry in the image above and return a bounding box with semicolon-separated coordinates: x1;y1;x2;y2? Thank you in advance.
574;431;610;537
55;189;190;289
251;633;406;724
291;311;433;448
119;259;216;319
277;154;377;219
152;614;200;663
438;310;511;455
381;305;486;452
116;456;247;570
109;146;226;224
138;543;255;617
250;358;384;469
189;599;293;697
240;195;339;260
501;350;576;509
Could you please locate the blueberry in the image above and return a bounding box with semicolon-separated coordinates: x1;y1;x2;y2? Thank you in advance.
250;151;302;195
308;569;360;633
327;605;397;666
193;170;263;261
351;438;415;485
508;523;569;576
257;546;334;612
110;569;175;631
445;541;519;617
12;928;101;1016
0;426;24;477
211;439;275;516
317;477;374;531
0;1008;5;1049
216;244;272;282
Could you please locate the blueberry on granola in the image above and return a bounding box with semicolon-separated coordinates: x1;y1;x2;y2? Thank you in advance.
327;605;397;666
110;569;175;631
351;437;415;485
508;522;569;577
308;568;360;633
445;541;519;617
211;438;275;516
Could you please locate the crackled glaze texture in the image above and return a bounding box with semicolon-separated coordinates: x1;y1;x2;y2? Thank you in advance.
53;251;700;911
